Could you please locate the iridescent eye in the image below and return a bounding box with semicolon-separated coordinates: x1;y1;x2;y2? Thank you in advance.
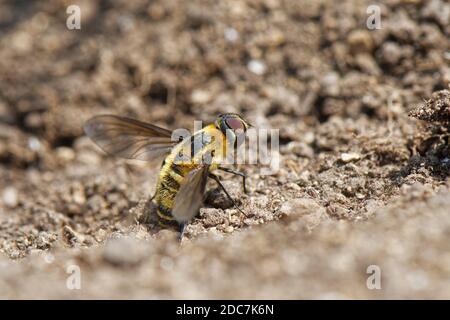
225;118;244;131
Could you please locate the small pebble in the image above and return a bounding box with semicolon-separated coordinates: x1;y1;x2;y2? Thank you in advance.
2;187;19;208
224;226;234;233
77;151;101;165
247;60;266;75
191;89;211;104
340;153;361;163
224;28;239;42
56;147;75;162
356;193;366;200
28;137;41;151
286;183;301;191
72;190;86;205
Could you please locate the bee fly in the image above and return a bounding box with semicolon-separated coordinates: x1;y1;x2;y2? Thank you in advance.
84;113;251;239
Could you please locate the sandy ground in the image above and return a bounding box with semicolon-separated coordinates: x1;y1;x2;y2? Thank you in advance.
0;0;449;299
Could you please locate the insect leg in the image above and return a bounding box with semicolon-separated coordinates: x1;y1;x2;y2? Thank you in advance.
217;167;247;194
209;173;248;217
178;223;186;241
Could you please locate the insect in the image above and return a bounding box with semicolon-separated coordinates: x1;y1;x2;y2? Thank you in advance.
84;113;251;239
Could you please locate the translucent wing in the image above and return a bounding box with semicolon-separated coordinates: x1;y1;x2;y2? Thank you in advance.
84;115;176;161
172;165;209;223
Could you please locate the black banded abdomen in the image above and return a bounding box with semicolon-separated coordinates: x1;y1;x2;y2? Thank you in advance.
154;161;189;229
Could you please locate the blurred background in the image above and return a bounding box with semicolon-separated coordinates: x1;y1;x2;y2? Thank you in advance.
0;0;449;299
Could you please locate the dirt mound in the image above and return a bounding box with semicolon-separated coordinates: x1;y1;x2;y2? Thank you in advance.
409;90;450;123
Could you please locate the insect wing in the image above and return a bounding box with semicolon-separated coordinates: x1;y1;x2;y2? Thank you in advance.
172;165;209;223
84;115;176;161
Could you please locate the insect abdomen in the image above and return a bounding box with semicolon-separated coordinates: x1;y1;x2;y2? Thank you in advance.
154;162;188;229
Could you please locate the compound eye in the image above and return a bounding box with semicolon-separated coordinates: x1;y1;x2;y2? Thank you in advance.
225;118;244;131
